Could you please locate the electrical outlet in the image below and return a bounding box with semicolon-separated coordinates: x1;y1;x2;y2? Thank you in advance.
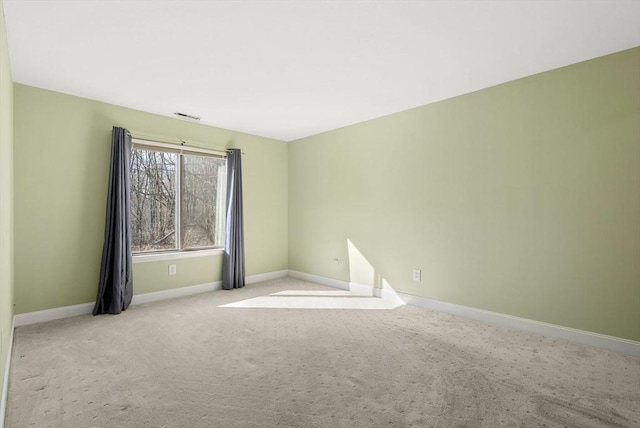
168;264;177;275
412;269;421;282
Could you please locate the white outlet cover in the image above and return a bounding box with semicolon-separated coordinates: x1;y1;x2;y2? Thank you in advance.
168;264;177;275
412;269;421;281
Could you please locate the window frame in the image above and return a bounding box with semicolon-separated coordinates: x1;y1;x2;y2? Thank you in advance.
130;138;227;256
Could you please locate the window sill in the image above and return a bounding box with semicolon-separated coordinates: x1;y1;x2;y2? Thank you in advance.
133;249;224;264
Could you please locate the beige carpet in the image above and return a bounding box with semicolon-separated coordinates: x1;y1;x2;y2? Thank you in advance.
5;277;640;427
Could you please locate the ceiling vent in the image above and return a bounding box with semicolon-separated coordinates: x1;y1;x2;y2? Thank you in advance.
174;112;201;122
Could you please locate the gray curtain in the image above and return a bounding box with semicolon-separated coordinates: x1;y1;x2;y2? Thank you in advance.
93;127;133;315
222;149;245;289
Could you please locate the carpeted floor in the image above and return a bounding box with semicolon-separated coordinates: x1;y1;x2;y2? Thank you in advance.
5;277;640;427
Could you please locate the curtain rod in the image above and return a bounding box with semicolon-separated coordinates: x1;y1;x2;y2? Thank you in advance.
109;129;244;154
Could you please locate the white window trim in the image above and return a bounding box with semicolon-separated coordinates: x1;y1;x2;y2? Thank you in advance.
133;248;224;264
131;138;228;157
130;138;227;255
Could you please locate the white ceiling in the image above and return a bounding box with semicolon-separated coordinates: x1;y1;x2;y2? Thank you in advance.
3;1;640;142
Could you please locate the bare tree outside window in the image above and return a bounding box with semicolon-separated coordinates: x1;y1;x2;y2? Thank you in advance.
182;154;226;248
130;144;226;253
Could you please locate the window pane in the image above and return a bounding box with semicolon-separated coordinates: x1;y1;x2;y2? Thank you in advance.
182;155;226;248
130;148;177;252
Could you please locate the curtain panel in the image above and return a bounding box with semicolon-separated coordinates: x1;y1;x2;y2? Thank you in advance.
93;126;134;315
222;148;245;289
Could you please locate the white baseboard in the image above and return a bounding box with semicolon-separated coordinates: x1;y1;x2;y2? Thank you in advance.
131;281;221;306
13;270;288;327
287;270;350;290
398;292;640;358
349;282;406;307
13;302;95;327
348;282;374;296
0;317;15;428
245;270;288;285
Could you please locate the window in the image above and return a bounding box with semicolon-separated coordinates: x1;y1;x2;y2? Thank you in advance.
130;139;226;253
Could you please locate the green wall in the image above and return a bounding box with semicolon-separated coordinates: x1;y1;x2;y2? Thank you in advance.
289;48;640;341
13;84;288;314
0;0;14;406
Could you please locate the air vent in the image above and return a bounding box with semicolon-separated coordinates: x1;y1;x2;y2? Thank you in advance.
174;112;201;122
